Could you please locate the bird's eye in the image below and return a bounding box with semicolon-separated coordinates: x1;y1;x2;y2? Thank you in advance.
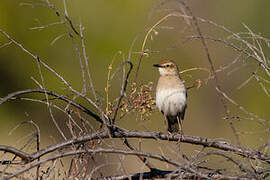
166;64;170;67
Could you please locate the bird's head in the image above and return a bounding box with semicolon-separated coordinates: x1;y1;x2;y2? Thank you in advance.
153;60;179;76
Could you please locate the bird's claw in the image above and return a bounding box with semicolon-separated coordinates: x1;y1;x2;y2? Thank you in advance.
177;130;184;144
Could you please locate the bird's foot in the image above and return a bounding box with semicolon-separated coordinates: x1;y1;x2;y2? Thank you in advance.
177;130;184;144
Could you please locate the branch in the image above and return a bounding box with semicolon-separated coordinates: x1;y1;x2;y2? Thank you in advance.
98;168;237;180
3;148;244;180
123;138;154;170
0;89;103;124
0;29;110;125
5;148;243;180
179;1;241;145
4;148;183;179
0;145;31;163
112;61;133;124
104;168;175;180
1;129;269;165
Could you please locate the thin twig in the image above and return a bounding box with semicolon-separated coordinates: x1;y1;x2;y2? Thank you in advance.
179;1;241;145
112;61;133;124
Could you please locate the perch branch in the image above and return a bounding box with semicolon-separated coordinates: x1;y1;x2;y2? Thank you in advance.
1;129;269;165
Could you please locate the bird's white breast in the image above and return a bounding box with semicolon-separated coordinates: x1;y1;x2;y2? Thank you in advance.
156;88;186;117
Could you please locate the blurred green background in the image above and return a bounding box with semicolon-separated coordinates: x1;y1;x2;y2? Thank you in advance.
1;0;270;174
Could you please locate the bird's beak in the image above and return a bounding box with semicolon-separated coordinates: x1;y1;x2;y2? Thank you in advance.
153;64;162;68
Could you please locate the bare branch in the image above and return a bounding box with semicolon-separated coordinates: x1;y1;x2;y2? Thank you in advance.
179;1;241;145
1;129;269;165
112;61;133;124
0;89;103;124
0;145;31;163
0;27;109;125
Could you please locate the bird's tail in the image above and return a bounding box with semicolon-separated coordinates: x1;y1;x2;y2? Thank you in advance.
167;116;183;133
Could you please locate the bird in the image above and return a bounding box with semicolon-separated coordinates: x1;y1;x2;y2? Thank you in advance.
153;60;187;133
